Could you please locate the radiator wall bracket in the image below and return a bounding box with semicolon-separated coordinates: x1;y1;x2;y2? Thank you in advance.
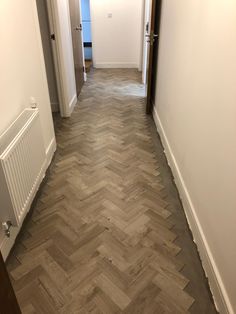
2;221;12;237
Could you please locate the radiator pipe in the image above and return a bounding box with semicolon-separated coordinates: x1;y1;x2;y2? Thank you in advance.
2;221;12;237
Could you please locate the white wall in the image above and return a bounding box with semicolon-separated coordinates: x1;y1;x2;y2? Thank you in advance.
153;1;236;313
90;0;143;68
0;0;56;258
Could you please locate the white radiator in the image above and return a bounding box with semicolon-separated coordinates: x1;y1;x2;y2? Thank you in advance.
0;109;46;229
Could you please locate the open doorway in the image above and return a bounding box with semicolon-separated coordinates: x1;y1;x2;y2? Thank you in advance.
81;0;93;73
142;0;152;85
68;0;85;95
142;0;162;114
36;0;60;114
37;0;148;116
36;0;78;118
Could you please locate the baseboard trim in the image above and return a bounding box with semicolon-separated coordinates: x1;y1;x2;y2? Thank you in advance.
94;62;139;69
61;94;78;118
0;137;56;261
45;137;57;168
152;107;233;314
69;94;77;116
51;102;59;113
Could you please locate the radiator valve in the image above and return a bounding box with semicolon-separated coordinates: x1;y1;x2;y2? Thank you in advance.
30;97;37;109
2;221;12;237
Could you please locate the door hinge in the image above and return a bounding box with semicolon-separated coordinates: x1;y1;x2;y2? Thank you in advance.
50;33;55;40
83;66;85;72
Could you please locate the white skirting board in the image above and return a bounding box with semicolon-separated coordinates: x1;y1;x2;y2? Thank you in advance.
59;94;77;118
152;107;233;314
0;137;56;261
68;94;77;116
51;102;59;113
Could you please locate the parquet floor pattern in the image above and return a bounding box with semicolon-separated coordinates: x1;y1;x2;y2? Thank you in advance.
7;69;214;313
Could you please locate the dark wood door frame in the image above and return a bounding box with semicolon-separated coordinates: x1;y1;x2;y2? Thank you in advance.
146;0;162;114
0;252;21;313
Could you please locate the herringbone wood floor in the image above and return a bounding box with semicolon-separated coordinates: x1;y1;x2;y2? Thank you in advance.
7;69;217;313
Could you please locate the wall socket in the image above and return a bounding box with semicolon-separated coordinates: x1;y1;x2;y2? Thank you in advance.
107;13;112;18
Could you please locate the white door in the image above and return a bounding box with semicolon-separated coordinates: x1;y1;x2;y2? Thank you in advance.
46;0;77;117
142;0;152;85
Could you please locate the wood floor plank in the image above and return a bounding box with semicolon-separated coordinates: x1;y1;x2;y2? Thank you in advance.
6;69;216;313
95;274;131;310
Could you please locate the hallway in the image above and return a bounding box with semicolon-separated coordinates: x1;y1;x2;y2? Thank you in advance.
7;69;216;313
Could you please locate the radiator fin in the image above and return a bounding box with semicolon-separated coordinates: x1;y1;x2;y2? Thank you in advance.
0;109;46;226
